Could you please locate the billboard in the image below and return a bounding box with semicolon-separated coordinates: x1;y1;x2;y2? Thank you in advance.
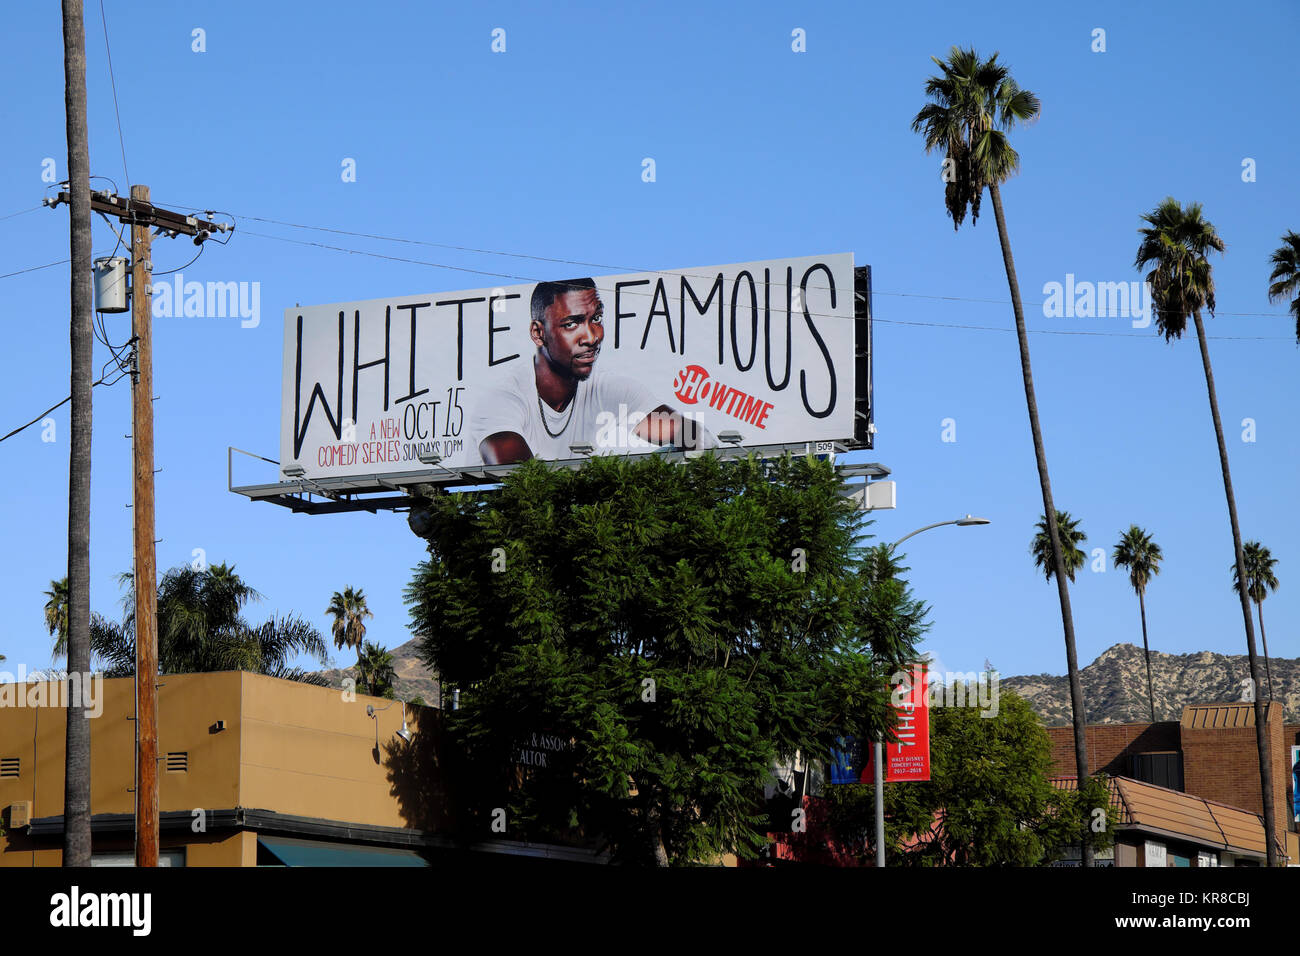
281;254;866;480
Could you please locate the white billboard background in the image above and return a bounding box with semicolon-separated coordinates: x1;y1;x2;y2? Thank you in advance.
281;253;856;480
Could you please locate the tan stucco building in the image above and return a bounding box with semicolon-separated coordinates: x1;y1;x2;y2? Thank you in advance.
0;671;456;866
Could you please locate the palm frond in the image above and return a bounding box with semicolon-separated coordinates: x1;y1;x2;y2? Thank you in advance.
1030;511;1088;583
1267;230;1300;343
912;46;1038;231
1135;198;1225;341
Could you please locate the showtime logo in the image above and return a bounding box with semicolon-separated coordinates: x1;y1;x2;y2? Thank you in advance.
671;365;774;430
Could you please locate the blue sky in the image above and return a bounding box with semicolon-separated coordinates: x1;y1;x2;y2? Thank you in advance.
2;0;1296;687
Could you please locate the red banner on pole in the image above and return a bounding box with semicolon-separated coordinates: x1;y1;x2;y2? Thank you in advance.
863;665;930;783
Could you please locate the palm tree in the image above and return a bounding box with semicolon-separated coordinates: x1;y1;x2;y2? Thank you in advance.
1135;197;1277;865
356;642;396;698
1232;542;1279;701
913;48;1094;864
1266;230;1300;342
60;0;95;869
1113;526;1163;722
326;587;373;670
44;577;70;659
91;564;329;682
1030;511;1087;582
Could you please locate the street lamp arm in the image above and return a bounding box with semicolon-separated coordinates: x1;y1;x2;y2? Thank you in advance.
873;511;988;868
890;520;960;550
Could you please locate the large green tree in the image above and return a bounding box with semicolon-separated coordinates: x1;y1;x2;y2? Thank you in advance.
912;47;1094;863
1136;197;1276;864
406;454;922;866
1266;229;1300;343
1232;541;1279;701
1113;526;1163;722
91;562;329;682
825;688;1114;866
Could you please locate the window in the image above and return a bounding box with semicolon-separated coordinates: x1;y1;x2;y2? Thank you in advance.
1128;752;1184;791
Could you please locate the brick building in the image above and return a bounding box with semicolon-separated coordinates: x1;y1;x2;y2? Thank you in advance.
1046;701;1299;863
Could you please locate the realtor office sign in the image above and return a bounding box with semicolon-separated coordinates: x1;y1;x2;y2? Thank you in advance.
281;254;871;480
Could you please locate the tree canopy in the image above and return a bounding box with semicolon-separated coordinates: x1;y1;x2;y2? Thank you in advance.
405;453;926;865
91;562;329;683
826;687;1114;866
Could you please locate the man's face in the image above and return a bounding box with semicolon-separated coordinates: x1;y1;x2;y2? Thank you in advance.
533;288;604;380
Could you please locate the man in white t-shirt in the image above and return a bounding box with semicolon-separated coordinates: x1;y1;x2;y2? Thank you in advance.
472;278;713;464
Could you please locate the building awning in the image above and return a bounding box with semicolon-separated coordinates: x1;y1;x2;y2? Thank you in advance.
1050;775;1281;860
257;835;430;867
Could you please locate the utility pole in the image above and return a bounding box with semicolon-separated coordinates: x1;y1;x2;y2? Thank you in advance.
48;188;229;867
129;184;158;868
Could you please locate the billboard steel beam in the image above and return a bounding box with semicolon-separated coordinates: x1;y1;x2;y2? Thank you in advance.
230;443;891;515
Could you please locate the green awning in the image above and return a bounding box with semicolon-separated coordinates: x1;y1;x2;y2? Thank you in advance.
257;835;430;867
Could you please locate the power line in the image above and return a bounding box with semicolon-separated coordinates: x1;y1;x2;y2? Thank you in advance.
871;317;1286;340
0;205;44;223
20;201;1300;340
98;0;130;188
240;229;1294;340
872;289;1286;319
170;204;1291;321
152;242;205;276
162;205;641;273
0;259;69;280
240;229;540;283
0;371;128;445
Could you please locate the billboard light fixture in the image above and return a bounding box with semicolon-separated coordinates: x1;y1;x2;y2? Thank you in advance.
418;452;442;466
718;431;744;445
282;465;305;478
569;443;594;456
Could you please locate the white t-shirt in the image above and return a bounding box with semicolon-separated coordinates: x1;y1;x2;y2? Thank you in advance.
469;358;668;463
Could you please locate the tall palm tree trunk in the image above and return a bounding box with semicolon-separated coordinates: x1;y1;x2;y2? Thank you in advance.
61;0;93;868
1191;308;1277;865
989;182;1093;866
1138;591;1156;723
1256;602;1273;701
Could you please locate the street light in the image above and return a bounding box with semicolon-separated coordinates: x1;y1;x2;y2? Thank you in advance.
889;515;990;551
873;513;990;868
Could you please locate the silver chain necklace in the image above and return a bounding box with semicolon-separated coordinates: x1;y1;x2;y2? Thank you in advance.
539;384;578;438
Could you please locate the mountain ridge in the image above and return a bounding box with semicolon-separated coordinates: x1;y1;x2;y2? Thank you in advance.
1001;642;1295;725
311;639;1296;726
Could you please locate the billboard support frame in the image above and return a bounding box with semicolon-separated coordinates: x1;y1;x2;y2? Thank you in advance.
230;443;891;516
